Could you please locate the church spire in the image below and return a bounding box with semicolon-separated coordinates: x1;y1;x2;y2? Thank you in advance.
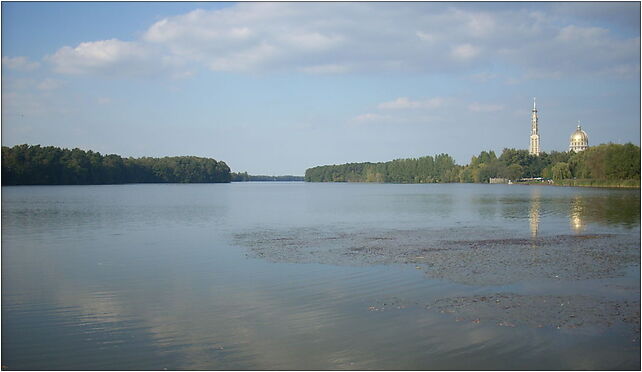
529;98;540;156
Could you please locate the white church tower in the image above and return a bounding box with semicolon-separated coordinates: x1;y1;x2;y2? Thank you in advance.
529;98;540;156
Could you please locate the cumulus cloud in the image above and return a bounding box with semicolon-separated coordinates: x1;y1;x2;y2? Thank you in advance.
141;4;352;73
45;39;166;77
44;3;639;79
2;56;40;71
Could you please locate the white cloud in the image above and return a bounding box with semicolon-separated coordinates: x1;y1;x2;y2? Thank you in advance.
141;4;350;73
46;39;164;77
500;23;640;79
349;96;450;127
556;25;608;42
43;3;639;79
451;44;481;61
360;96;508;127
2;56;40;71
416;31;436;42
353;113;384;122
378;97;445;110
466;12;497;38
280;32;344;51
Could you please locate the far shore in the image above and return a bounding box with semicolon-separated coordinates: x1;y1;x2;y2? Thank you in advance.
303;180;640;189
513;180;640;189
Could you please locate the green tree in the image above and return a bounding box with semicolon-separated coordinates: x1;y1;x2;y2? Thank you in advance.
501;164;523;180
2;144;231;185
552;162;571;180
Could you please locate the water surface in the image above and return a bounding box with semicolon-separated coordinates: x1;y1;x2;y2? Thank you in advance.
2;183;640;370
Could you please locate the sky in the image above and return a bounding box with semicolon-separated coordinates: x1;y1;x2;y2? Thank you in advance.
2;2;640;175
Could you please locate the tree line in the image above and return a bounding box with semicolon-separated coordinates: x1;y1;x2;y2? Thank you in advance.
2;144;231;185
231;172;304;182
3;143;638;186
305;143;640;185
305;153;459;183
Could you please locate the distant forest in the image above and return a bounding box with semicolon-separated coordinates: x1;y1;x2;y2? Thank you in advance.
231;172;304;182
305;143;641;187
2;144;231;185
3;143;639;187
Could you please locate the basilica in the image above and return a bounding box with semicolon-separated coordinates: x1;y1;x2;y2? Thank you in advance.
569;123;589;152
528;98;589;155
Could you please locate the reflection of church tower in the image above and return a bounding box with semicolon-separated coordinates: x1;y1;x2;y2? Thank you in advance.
529;189;540;238
529;98;540;156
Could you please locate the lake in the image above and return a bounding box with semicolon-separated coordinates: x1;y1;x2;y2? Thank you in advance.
2;183;640;370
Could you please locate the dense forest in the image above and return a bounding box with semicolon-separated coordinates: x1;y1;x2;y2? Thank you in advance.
305;143;640;186
2;144;231;185
305;154;459;183
231;172;304;182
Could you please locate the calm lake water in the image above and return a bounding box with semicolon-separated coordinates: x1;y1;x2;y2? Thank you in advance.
2;183;640;370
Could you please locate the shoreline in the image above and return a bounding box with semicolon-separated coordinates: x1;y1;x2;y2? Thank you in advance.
303;180;641;189
524;180;640;189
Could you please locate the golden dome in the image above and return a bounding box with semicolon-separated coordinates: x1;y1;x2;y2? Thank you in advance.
570;125;588;142
569;124;589;152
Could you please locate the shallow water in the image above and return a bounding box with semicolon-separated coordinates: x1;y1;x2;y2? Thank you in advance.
2;183;640;370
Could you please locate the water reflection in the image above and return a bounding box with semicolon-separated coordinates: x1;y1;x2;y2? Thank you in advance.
524;188;639;237
569;196;586;233
529;189;541;238
2;184;639;370
474;196;499;219
576;192;640;228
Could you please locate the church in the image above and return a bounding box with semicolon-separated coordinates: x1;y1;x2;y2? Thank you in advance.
528;98;589;155
569;123;589;152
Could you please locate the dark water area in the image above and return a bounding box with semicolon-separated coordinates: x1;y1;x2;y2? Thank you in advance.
2;183;640;370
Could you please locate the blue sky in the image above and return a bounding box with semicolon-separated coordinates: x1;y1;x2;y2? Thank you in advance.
2;2;640;175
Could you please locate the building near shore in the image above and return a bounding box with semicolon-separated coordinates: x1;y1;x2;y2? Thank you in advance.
529;98;540;156
527;100;590;154
489;177;509;184
569;123;589;152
